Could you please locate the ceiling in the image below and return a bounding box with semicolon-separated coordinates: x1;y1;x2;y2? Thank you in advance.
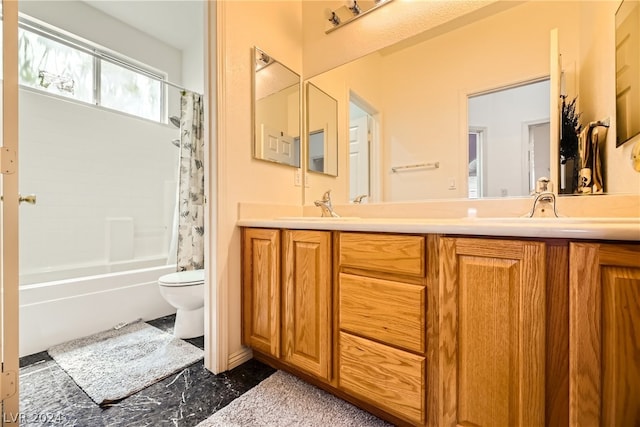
83;0;204;51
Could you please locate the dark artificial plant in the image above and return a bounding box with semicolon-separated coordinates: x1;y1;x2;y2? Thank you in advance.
559;96;582;164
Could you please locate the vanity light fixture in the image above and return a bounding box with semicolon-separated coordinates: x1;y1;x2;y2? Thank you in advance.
347;0;361;16
325;9;341;26
255;49;273;71
325;0;393;33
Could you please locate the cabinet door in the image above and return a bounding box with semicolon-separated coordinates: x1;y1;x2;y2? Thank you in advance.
569;243;640;426
282;230;331;380
439;238;546;427
242;228;280;357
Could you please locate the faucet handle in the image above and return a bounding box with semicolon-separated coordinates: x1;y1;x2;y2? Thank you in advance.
353;194;368;204
534;177;553;194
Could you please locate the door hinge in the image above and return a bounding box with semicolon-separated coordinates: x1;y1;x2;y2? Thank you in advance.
1;147;17;175
0;370;17;400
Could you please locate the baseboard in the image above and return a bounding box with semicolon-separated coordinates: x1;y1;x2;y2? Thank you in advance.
227;347;253;370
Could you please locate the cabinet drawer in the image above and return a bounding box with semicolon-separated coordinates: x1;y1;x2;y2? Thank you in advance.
339;233;425;277
339;332;425;425
339;273;425;353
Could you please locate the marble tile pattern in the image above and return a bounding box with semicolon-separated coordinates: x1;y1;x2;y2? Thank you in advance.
19;315;275;427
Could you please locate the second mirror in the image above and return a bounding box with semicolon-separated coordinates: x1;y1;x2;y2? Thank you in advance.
306;82;338;176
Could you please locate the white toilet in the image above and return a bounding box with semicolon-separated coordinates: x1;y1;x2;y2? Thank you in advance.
158;269;205;339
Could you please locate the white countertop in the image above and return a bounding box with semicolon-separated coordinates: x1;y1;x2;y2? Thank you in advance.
236;216;640;241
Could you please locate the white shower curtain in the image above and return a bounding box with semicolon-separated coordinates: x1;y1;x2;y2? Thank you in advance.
176;91;205;271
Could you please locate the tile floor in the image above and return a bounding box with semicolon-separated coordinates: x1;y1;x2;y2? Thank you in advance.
18;315;275;426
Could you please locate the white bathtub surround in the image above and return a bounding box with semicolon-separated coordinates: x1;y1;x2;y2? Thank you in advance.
19;89;179;283
177;92;206;271
19;265;176;357
106;217;135;262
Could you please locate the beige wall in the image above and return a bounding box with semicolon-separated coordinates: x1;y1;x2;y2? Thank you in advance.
216;1;303;362
302;0;510;78
579;1;640;195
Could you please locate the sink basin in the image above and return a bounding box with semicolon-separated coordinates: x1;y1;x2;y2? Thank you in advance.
464;217;639;225
276;216;361;221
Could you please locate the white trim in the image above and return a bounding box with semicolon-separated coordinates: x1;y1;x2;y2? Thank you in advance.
228;348;254;370
549;28;561;195
468;126;487;199
207;0;229;375
2;0;21;419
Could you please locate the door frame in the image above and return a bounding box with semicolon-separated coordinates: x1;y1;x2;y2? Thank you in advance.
1;0;21;422
348;90;380;202
521;118;551;195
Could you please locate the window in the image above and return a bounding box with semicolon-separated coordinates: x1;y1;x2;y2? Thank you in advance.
100;60;162;122
15;17;166;122
18;27;94;103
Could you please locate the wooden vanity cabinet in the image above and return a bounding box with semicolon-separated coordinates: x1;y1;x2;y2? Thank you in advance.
438;237;546;427
337;232;430;425
569;243;640;426
241;228;332;382
282;230;332;381
241;228;280;357
242;227;638;427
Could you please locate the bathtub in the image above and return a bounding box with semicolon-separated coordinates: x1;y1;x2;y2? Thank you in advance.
19;258;176;357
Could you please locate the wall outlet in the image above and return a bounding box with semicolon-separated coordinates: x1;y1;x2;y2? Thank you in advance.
448;178;456;190
294;168;302;186
501;188;508;197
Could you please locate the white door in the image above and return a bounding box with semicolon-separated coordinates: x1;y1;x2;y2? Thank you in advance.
529;122;551;192
349;115;369;201
1;1;21;423
261;124;294;166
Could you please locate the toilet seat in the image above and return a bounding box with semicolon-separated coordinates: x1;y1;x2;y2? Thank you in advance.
158;269;205;287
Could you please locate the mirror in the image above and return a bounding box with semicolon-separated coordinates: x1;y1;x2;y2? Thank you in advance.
615;0;640;147
253;47;301;167
306;82;338;176
305;1;630;202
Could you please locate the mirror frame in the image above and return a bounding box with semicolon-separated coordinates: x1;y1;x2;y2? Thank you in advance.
306;81;338;177
252;46;302;168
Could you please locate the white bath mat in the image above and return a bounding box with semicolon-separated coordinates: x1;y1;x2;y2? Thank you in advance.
48;319;203;406
196;370;392;427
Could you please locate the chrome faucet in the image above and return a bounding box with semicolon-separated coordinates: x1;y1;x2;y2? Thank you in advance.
353;194;368;204
524;177;560;218
314;190;340;217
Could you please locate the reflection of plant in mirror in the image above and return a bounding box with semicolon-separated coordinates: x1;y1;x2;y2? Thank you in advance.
560;96;582;164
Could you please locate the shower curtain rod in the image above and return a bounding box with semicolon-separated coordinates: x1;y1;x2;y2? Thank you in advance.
18;15;200;96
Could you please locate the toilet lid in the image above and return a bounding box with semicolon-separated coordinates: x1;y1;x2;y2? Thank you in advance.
159;269;205;287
